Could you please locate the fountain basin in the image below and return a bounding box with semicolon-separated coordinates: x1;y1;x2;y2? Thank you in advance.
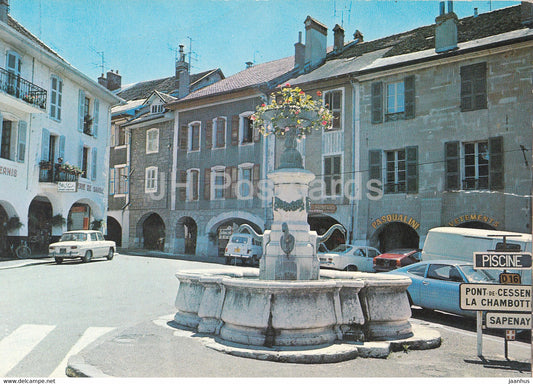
174;268;413;347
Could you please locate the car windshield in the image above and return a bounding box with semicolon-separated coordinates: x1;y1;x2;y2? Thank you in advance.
459;265;495;283
60;233;87;242
230;236;248;244
331;244;352;253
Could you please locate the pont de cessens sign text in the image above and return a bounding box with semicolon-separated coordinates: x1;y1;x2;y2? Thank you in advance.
460;284;531;312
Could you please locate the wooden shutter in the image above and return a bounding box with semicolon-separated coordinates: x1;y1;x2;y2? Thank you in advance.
205;120;213;149
179;170;187;201
371;82;383;124
231;115;239;146
253;164;261;196
204;168;211;200
178;124;188;150
253;121;261;143
78;90;85;132
445;141;460;190
17;121;27;162
404;75;415;119
406;146;418;194
489;136;504;191
58;134;65;161
93;99;99;137
368;150;382;182
41;128;50;161
473;62;487;110
91;148;97;180
229;166;238;198
461;62;487;111
109;168;115;195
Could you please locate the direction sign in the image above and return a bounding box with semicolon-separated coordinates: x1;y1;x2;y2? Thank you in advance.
486;312;531;330
460;284;531;312
473;252;532;269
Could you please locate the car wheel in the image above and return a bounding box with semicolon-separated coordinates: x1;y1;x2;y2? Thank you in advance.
55;257;63;264
225;257;231;265
252;255;259;266
344;265;358;272
107;248;114;260
82;250;92;263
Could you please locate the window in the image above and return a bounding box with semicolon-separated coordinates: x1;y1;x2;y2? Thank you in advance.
146;128;159;153
17;121;26;162
461;62;487;112
188;122;200;151
463;141;489;190
213;117;226;148
115;166;128;195
324;90;342;130
323;155;342;196
83;97;91;135
385;150;406;193
239;165;253;198
6;51;21;96
151;104;164;114
0;120;13;160
50;76;63;120
212;167;226;200
387;82;404;114
145;166;158;193
113;125;126;147
187;169;200;201
241;114;254;144
81;147;89;178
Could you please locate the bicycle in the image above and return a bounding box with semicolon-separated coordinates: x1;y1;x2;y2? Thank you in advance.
9;240;31;259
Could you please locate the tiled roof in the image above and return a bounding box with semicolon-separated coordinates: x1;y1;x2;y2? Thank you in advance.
116;68;223;101
175;56;296;102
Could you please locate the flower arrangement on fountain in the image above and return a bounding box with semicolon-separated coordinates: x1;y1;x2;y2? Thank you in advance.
251;84;333;139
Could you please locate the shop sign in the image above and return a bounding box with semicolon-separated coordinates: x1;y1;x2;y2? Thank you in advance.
0;165;17;178
447;214;499;228
371;214;420;231
309;204;337;214
57;181;77;192
219;226;233;240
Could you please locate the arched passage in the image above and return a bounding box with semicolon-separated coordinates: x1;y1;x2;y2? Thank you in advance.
106;216;122;247
307;214;346;251
140;213;165;250
28;196;53;252
209;218;262;257
372;222;420;253
175;216;197;255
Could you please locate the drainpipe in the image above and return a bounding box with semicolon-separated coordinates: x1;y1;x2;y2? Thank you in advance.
349;79;361;245
260;92;272;229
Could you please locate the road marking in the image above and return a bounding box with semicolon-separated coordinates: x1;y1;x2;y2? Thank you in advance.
50;326;115;377
0;324;56;376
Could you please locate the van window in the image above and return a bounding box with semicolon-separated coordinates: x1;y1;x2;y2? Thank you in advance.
230;236;248;244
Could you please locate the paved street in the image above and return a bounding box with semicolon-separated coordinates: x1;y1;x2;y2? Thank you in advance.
0;252;531;378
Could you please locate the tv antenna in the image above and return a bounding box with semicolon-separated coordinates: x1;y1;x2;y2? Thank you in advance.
333;0;352;27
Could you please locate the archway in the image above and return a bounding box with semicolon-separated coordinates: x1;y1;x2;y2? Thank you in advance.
175;216;197;255
0;204;9;250
456;221;496;230
308;214;346;252
374;222;420;253
68;203;91;230
142;213;165;250
106;216;122;247
28;196;53;252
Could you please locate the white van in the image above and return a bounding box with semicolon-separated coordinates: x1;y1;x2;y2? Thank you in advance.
224;233;262;266
422;227;532;284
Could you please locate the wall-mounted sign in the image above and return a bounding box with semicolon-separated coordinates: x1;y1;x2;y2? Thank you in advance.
309;204;337;214
57;181;77;192
447;214;499;228
371;214;420;231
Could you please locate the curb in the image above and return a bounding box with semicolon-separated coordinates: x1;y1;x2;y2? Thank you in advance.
66;355;110;378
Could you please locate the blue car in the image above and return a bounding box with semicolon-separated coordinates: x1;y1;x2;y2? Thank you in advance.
387;260;495;318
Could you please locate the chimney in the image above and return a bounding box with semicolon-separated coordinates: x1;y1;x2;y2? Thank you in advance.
98;74;108;89
245;61;253;69
106;70;122;91
0;0;8;24
474;7;478;17
294;31;305;69
175;44;190;98
304;16;328;68
522;1;533;27
333;24;345;52
435;1;458;53
353;30;364;43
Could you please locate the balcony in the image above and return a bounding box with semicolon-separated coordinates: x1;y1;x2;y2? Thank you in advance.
39;162;80;183
0;67;47;111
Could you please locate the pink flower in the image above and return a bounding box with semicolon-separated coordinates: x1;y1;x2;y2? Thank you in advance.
261;103;266;107
285;83;290;87
294;110;299;115
299;91;304;95
250;115;256;121
316;91;322;97
322;121;328;125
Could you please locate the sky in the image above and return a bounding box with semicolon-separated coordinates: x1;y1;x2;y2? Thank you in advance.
10;0;521;87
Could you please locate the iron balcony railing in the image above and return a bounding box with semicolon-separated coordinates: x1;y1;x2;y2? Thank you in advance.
39;163;78;183
0;67;47;110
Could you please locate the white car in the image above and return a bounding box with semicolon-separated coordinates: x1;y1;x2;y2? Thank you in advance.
319;244;381;272
49;230;116;264
224;233;262;266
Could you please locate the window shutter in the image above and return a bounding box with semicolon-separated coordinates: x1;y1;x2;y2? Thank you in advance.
406;146;418;194
253;120;261;143
445;141;460;190
17;121;27;162
109;168;115;195
230;166;238;198
93;99;99;138
368;150;382;182
205;120;213;149
489;136;504;191
79;142;84;168
253;164;261;196
58;135;65;160
204;168;211;200
473;62;487;110
179;170;187;201
231;115;239;146
404;75;415;119
41;128;50;161
179;124;188;150
371;82;383;124
91;148;97;180
78;90;85;132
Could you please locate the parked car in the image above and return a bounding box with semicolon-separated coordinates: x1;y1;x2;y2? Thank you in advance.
373;248;422;272
319;244;380;272
224;233;262;266
387;260;495;317
49;230;116;264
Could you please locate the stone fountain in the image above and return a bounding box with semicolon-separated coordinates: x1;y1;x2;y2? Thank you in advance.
172;88;440;361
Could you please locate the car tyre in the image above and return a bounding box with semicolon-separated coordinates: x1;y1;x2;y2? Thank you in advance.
107;248;114;260
344;265;358;272
82;250;92;263
55;257;63;264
